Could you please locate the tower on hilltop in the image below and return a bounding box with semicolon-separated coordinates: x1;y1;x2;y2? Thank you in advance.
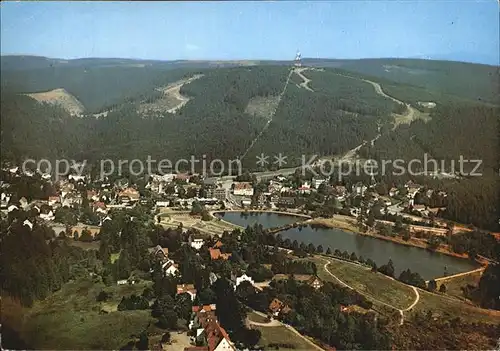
294;50;302;67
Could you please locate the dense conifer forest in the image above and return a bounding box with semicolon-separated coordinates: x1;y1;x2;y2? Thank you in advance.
1;57;498;230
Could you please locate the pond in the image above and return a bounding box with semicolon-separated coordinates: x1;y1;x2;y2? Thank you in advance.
216;212;479;280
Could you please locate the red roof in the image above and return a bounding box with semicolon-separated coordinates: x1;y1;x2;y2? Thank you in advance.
234;182;252;190
209;248;231;260
177;284;196;295
192;304;216;313
176;173;190;180
93;201;106;209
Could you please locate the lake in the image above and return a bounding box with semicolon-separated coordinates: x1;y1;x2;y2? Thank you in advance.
216;211;478;280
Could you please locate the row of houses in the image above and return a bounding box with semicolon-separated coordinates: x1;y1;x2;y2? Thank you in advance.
186;304;236;351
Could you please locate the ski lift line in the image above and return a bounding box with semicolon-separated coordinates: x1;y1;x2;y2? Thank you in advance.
240;67;295;161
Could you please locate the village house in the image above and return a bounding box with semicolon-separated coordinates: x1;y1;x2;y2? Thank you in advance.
204;320;235;351
230;272;254;290
233;182;254;196
334;185;347;196
203;177;219;188
405;181;421;199
9;166;19;174
39;208;55;221
118;188;140;204
162;259;179;276
209;248;232;261
149;245;169;262
93;201;108;215
389;187;399;197
0;192;10;209
187;303;236;351
279;186;293;194
175;173;191;183
268;298;291;318
268;180;283;193
23;219;34;230
177;284;197;301
189;234;205;250
298;181;312;194
41;173;52;181
352;183;368;196
19;197;29;210
7;204;18;213
213;188;227;202
155;200;170;208
62;194;82;208
241;199;251;207
68;174;86;183
277;196;296;208
312;177;327;189
48;196;60;207
189;304;218;343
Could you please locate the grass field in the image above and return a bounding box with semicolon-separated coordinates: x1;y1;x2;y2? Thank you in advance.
312;256;500;325
17;278;157;350
438;271;482;300
411;289;500;325
247;311;270;324
253;325;316;350
313;256;416;310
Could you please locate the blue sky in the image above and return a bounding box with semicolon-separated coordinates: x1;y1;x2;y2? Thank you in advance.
1;1;498;65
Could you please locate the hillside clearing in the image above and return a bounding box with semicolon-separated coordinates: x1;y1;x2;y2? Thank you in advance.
410;289;500;324
312;256;416;310
27;88;85;116
13;278;156;350
138;74;204;114
438;270;482;300
244;95;281;119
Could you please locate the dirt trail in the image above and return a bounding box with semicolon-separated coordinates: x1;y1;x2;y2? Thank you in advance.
430;267;485;284
333;72;420;128
163;74;204;113
294;67;314;92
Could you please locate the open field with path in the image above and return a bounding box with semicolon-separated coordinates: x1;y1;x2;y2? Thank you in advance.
7;278;157;350
438;270;483;300
312;255;500;325
312;256;416;311
411;288;500;324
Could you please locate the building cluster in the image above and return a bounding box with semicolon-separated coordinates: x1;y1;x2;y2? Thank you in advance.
148;174;226;209
185;304;236;351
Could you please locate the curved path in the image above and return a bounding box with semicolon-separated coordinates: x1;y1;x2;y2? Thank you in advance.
320;256;420;325
164;74;204;113
294;67;314;92
247;310;325;350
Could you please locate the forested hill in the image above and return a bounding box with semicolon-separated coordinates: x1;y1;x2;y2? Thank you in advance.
2;57;499;230
2;55;498;111
302;58;500;105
